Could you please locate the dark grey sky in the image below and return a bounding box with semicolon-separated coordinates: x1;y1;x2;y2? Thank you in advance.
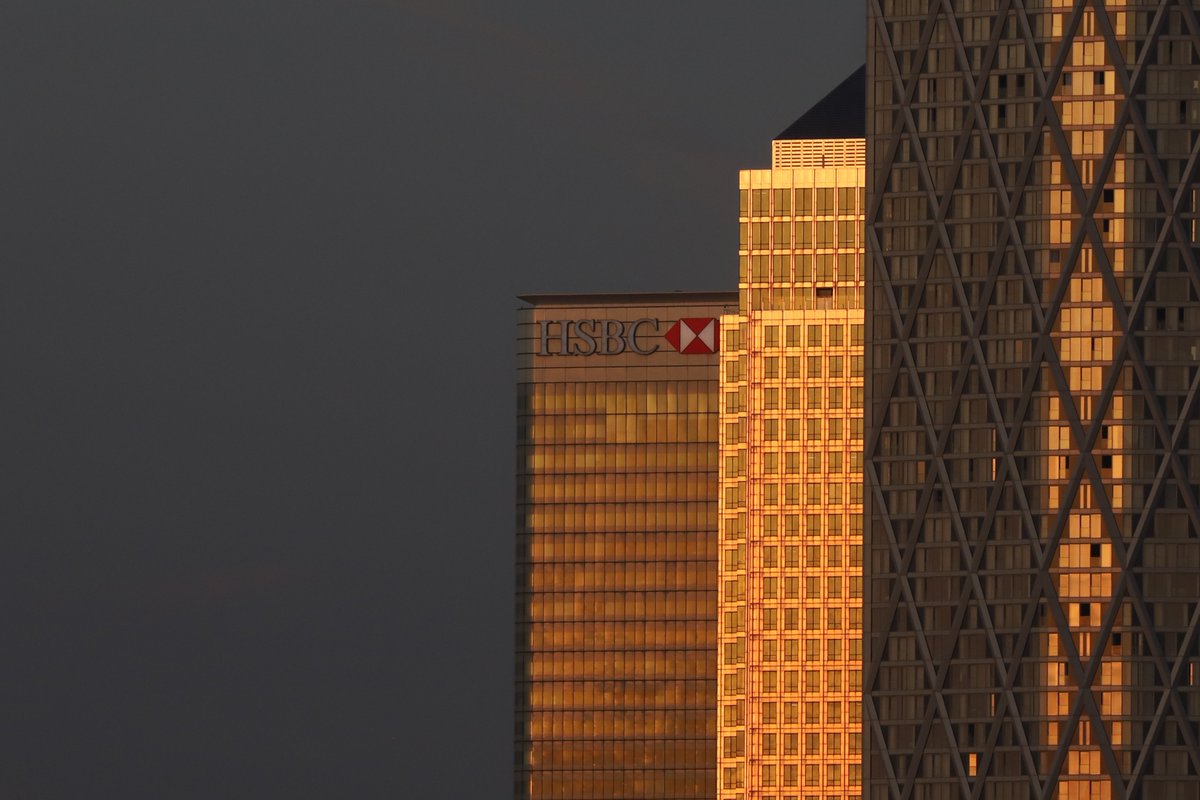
3;2;862;797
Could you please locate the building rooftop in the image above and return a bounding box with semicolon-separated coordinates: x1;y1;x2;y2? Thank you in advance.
518;291;737;307
775;65;866;141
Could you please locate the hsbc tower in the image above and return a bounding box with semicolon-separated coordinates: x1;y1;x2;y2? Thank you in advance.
515;291;736;800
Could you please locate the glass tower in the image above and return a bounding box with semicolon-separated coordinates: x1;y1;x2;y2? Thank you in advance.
866;3;1200;798
516;292;736;800
718;69;868;800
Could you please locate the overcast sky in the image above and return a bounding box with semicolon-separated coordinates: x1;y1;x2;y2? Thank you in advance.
3;2;863;797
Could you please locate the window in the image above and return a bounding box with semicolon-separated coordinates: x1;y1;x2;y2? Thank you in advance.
816;188;834;215
806;607;821;630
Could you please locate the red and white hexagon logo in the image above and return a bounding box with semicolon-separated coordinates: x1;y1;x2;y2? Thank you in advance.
664;318;720;354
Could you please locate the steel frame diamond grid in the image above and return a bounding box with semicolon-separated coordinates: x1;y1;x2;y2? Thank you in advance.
865;1;1200;797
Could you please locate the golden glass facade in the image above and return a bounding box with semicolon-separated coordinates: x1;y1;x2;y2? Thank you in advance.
867;2;1200;797
718;137;867;800
516;292;736;800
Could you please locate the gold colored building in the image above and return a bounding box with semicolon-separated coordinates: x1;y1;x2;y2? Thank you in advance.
516;292;737;800
866;3;1200;797
718;69;867;800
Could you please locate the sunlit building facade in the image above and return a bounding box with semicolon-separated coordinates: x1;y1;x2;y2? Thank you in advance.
717;69;868;800
866;3;1200;798
516;292;736;800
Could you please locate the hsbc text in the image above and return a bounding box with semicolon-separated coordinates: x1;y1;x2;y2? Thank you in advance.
536;319;659;356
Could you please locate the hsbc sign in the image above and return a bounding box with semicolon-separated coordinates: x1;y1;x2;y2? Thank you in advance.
537;318;720;356
664;318;719;355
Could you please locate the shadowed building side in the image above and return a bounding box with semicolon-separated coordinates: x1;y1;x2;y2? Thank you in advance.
866;3;1200;798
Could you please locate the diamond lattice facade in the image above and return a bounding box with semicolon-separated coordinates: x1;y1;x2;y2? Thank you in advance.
516;293;736;800
717;70;869;800
866;2;1200;798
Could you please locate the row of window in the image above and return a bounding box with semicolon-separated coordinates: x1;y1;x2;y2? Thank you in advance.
724;362;868;388
726;322;865;350
523;652;713;680
724;416;866;443
519;621;711;651
521;709;713;738
722;605;863;633
722;544;864;572
722;576;864;603
720;637;864;666
740;187;864;217
723;729;862;756
521;380;717;414
721;668;861;696
524;444;718;472
724;481;864;507
722;761;863;790
725;450;864;477
740;220;863;250
524;503;715;533
723;512;863;539
518;531;713;562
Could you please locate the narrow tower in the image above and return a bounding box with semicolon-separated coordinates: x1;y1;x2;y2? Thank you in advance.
718;68;868;800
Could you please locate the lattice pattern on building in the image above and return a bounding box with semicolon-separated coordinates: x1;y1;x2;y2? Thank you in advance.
866;2;1200;798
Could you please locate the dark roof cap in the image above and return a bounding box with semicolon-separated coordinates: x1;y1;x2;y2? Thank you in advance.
775;65;866;141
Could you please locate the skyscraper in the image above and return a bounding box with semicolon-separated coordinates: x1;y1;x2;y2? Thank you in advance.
516;292;736;800
717;69;868;800
866;3;1200;797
